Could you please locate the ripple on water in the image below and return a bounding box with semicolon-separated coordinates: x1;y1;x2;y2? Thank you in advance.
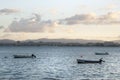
42;77;60;80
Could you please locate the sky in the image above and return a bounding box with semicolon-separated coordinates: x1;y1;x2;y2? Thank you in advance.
0;0;120;41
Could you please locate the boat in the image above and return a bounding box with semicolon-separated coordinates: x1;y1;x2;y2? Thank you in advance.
95;52;109;55
13;54;36;58
77;58;104;64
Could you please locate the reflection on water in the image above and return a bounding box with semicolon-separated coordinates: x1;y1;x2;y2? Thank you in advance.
0;46;120;80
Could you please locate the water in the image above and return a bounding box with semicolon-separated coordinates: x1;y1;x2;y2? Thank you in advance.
0;46;120;80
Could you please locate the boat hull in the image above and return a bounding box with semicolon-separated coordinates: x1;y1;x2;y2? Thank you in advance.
13;55;35;58
77;59;102;64
95;52;109;55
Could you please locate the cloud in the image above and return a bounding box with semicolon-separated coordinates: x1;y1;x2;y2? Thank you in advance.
0;26;4;29
98;12;120;24
5;14;58;32
4;12;120;33
0;8;20;15
60;12;120;25
60;13;96;25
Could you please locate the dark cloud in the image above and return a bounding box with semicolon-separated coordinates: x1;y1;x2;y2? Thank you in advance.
0;26;4;29
60;12;120;25
33;13;41;22
5;14;58;32
5;12;120;33
0;8;20;15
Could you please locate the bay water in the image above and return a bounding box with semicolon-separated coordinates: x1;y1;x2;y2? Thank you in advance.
0;46;120;80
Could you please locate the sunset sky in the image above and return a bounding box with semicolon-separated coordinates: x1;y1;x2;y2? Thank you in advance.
0;0;120;41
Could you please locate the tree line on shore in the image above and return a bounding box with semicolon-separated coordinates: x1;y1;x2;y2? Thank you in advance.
0;40;120;47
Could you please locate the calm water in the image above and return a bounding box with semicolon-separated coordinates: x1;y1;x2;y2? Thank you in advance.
0;46;120;80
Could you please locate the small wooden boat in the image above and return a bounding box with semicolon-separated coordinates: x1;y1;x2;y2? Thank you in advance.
77;58;104;64
13;54;36;58
95;52;109;55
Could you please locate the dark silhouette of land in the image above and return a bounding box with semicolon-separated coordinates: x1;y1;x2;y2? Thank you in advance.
0;39;120;47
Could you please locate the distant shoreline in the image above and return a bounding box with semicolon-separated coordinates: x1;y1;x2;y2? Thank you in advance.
0;39;120;47
0;45;120;47
0;42;120;47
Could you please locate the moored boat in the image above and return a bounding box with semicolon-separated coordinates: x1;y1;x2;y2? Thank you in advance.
13;54;36;58
77;58;104;64
95;52;109;55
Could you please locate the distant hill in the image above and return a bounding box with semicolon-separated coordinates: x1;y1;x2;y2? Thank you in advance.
0;38;120;44
24;38;104;43
114;40;120;44
0;39;15;44
0;38;120;46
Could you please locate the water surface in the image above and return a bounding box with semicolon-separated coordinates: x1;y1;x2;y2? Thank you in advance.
0;46;120;80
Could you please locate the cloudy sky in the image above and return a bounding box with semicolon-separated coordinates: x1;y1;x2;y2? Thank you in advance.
0;0;120;41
